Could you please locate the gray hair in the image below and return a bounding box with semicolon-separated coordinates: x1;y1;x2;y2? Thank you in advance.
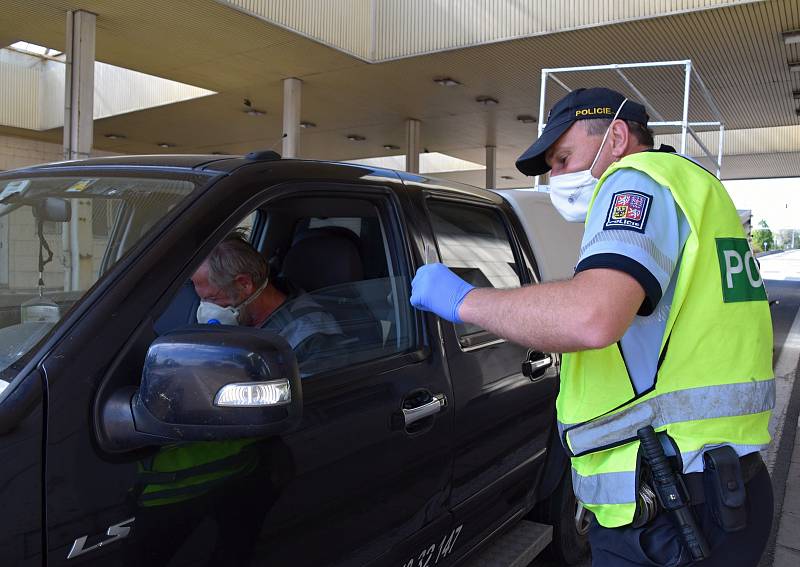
205;230;268;295
582;118;655;148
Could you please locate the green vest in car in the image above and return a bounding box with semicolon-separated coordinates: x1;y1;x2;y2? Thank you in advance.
136;439;260;507
556;151;774;528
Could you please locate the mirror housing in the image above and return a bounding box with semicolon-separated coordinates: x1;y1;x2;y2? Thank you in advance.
101;326;302;451
34;197;71;223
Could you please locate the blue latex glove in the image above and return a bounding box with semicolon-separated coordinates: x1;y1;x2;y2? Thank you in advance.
410;263;475;324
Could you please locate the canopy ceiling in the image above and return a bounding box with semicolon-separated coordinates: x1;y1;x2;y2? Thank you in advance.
0;0;797;185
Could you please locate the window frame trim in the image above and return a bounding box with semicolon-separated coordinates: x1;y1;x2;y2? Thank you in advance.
423;193;532;352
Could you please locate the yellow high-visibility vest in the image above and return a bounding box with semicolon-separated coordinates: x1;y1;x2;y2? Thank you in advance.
557;151;774;528
136;439;260;507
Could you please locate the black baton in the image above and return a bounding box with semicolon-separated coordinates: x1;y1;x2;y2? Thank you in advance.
637;425;711;561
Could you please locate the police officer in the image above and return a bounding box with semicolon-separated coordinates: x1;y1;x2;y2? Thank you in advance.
410;87;775;566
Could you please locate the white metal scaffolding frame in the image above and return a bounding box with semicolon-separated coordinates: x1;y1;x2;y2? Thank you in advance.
535;60;725;187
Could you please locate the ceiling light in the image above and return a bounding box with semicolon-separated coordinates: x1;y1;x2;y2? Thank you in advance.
476;95;499;106
783;30;800;45
516;114;537;124
158;142;175;148
299;121;316;129
790;62;800;73
500;175;514;180
104;134;125;140
433;77;461;87
383;144;400;151
346;134;366;141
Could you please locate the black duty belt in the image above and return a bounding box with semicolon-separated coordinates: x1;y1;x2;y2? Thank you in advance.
683;451;764;506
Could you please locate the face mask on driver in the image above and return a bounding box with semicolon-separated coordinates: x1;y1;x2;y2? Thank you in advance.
196;276;269;325
549;99;628;223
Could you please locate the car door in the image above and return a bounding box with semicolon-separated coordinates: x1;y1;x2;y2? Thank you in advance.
233;183;455;567
31;163;454;567
0;369;44;566
413;190;559;558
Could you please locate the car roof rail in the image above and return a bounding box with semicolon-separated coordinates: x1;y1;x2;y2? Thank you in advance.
245;150;282;161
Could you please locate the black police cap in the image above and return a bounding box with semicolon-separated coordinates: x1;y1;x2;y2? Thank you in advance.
515;87;649;176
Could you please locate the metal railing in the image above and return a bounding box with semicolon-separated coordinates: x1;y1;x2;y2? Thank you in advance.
536;60;725;186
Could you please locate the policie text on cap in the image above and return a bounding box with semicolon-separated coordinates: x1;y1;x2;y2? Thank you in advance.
515;87;649;177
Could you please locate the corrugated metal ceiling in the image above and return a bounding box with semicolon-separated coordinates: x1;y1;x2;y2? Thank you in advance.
0;0;797;182
221;0;760;62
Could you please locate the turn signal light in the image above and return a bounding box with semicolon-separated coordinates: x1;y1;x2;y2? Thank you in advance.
215;380;291;407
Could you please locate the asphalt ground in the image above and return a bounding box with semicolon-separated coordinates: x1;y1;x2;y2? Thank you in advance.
759;277;800;567
530;273;800;567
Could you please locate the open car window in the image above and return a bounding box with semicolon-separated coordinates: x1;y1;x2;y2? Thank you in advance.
427;199;523;345
265;201;417;377
0;174;201;383
155;193;418;379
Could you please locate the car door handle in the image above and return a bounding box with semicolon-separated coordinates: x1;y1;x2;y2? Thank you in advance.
403;393;447;427
522;353;553;381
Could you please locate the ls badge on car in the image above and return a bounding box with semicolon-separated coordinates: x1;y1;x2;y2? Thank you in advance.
67;517;135;559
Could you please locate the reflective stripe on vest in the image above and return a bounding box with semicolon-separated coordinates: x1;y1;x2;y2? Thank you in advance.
137;450;256;485
561;379;775;457
572;443;765;507
138;472;245;504
572;468;636;505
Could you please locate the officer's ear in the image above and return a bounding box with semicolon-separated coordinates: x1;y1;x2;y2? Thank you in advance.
609;120;630;160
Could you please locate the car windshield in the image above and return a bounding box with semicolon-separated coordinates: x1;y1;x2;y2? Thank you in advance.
0;173;202;387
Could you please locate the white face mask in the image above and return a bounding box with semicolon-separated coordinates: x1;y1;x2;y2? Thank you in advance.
549;99;628;223
196;277;269;325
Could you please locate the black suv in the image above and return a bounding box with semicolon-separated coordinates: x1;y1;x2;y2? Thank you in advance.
0;154;586;566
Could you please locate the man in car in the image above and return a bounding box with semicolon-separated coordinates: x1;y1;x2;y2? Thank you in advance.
410;87;774;566
191;231;345;364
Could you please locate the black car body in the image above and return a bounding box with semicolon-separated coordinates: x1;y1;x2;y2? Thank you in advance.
0;154;579;566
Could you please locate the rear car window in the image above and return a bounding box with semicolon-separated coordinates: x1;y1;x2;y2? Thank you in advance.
427;200;522;341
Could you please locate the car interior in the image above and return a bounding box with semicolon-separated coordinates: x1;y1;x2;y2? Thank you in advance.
155;194;415;376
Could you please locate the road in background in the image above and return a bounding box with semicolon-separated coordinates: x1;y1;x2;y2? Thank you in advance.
760;276;800;567
763;278;800;473
760;250;800;283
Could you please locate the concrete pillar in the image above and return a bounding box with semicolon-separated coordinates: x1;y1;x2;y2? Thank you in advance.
405;119;421;174
485;145;496;190
63;10;96;291
282;77;302;158
63;10;96;161
70;198;94;291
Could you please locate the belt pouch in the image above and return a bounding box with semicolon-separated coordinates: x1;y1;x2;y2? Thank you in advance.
703;446;747;532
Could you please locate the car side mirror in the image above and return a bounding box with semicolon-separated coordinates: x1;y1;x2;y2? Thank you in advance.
100;326;302;452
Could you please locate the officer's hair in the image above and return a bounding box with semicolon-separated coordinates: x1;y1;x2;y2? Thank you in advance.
205;229;268;295
582;119;655;148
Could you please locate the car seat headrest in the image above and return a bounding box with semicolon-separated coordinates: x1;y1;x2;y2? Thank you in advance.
282;229;364;292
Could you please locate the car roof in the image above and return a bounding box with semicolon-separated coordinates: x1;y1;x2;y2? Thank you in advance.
18;154;244;172
7;154;503;204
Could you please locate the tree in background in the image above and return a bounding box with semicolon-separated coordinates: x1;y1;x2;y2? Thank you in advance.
775;229;799;250
752;220;774;253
